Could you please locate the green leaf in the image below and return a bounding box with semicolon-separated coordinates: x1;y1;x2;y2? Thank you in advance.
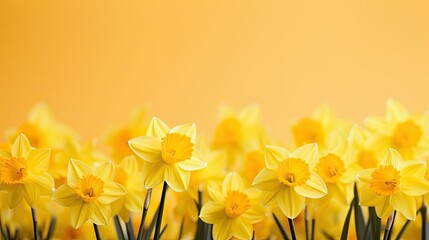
369;207;381;240
272;213;290;240
354;184;366;240
341;198;354;240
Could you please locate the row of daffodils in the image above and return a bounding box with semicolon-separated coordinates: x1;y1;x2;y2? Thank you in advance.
1;100;429;239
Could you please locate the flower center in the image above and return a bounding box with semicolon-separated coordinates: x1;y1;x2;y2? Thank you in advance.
76;175;105;202
224;190;251;219
316;154;345;183
357;150;378;169
292;118;324;146
370;165;400;196
213;118;241;147
392;120;422;149
161;133;194;164
115;168;128;187
0;157;28;184
277;158;310;187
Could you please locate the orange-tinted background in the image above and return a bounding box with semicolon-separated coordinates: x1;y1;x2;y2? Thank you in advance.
1;1;428;141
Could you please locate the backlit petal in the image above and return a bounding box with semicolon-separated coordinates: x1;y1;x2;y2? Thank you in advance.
391;192;416;220
359;188;385;206
213;219;233;240
7;186;24;209
54;184;78;206
98;182;127;204
357;169;375;184
92;202;111;225
23;182;40;207
26;148;50;173
128;136;162;163
386;99;409;123
199;202;225;224
401;176;429;196
94;161;115;182
208;186;225;202
68;159;91;188
374;197;394;219
382;148;403;168
222;172;243;195
178;153;206;171
261;190;279;206
252;168;281;192
295;172;327;198
277;188;305;219
400;161;426;177
291;143;318;169
364;117;389;134
165;164;190;192
233;217;253;239
146;117;170;138
26;172;54;196
142;161;165;189
265;145;289;168
70;201;93;229
12;134;32;158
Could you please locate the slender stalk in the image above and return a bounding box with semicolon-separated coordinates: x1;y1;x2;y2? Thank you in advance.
382;211;396;240
422;202;428;240
114;215;126;240
137;188;152;240
196;185;206;240
154;182;168;240
45;216;57;240
288;218;297;240
127;217;136;240
272;213;290;240
31;207;40;240
0;216;8;240
178;217;185;240
93;223;101;240
305;206;310;240
396;207;422;240
311;218;315;240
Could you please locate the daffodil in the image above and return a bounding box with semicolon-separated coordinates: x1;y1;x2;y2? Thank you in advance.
252;143;327;219
364;99;429;159
53;159;127;228
0;134;54;208
357;148;429;220
200;172;266;240
128;117;206;192
291;106;351;148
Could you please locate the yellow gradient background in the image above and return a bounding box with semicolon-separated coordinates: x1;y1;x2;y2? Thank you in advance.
1;1;428;141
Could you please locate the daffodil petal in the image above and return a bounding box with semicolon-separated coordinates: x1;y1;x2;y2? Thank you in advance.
165;164;190;192
277;188;305;219
121;155;138;174
295;172;327;198
401;161;426;177
54;184;78;207
142;161;165;189
364;117;389;134
70;201;93;229
26;148;50;173
391;192;416;220
7;186;24;209
213;219;233;240
401;176;429;196
128;136;162;163
92;202;111;225
94;161;115;182
208;186;224;202
386;99;409;123
233;217;253;239
261;190;279;206
170;124;197;143
243;204;266;223
265;145;289;168
124;190;143;212
26;172;54;196
359;188;385;206
178;155;206;171
291;143;318;169
98;182;127;204
222;172;243;195
0;149;11;158
23;182;39;207
12;134;32;158
252;168;281;192
382;149;403;168
199;202;225;224
68;159;91;188
374;197;394;219
357;168;375;184
146;117;170;138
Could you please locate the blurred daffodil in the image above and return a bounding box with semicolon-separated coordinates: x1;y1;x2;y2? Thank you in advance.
200;172;265;240
0;134;54;208
128;117;206;192
252;143;327;219
357;148;429;220
54;159;127;228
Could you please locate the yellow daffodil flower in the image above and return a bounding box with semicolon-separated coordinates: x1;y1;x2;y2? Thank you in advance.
364;99;429;159
357;148;429;220
128;117;206;192
252;143;327;219
53;159;127;228
0;134;54;208
200;172;266;240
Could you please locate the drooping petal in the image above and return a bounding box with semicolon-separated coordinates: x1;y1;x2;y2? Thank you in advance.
208;186;225;202
291;143;318;169
12;134;32;158
70;201;93;229
400;161;426;178
295;172;327;198
26;148;50;173
7;186;24;209
94;161;115;182
382;148;403;168
213;219;233;240
199;202;225;224
68;159;91;188
170;124;197;143
146;117;170;138
54;184;79;206
23;182;40;207
277;188;305;219
357;169;375;184
98;182;127;204
401;176;429;196
233;217;253;239
386;99;410;123
121;155;139;174
265;145;289;168
359;188;385;206
178;153;206;171
165;164;190;192
142;161;166;189
252;168;281;192
222;172;243;195
243;203;266;223
92;202;111;225
128;136;162;163
374;197;394;219
261;190;279;206
391;192;416;220
26;172;54;196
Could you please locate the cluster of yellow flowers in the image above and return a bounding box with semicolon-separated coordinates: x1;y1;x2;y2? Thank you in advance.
1;100;429;240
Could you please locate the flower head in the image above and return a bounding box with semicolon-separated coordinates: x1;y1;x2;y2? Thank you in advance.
0;134;54;208
128;117;206;192
252;143;327;218
54;159;127;228
357;148;429;220
200;172;265;240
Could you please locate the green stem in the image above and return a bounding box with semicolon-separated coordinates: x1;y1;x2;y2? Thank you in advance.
395;207;422;240
127;217;136;240
311;218;315;240
154;181;168;240
45;216;57;240
137;188;152;240
305;207;310;240
383;211;396;240
93;223;101;240
31;207;40;240
114;215;126;240
288;218;297;240
272;213;290;240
